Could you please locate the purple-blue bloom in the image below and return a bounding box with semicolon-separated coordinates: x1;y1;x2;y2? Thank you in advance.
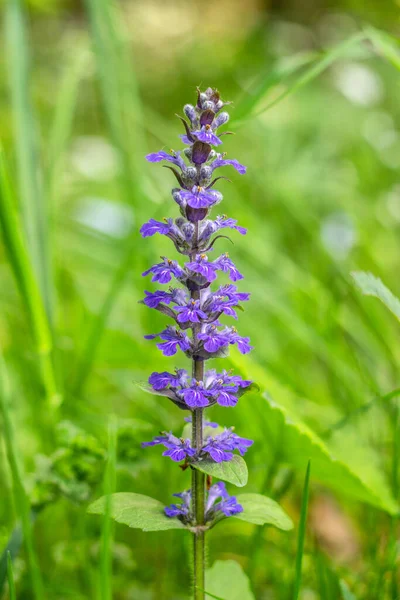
142;257;184;284
211;155;247;175
148;369;189;390
186;254;218;282
180;186;221;209
181;382;211;408
145;326;191;356
142;432;196;462
146;150;186;170
192;125;222;146
197;324;230;353
176;300;208;324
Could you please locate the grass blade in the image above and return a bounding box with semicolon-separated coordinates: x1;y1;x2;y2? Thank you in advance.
99;417;117;600
233;51;317;124
366;26;400;71
247;32;367;120
292;460;311;600
6;552;16;600
0;356;45;599
0;148;61;408
5;0;51;317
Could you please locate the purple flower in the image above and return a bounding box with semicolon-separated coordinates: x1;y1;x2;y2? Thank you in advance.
165;490;192;520
175;300;208;323
186;254;218;282
142;432;195;462
215;390;238;407
211;156;247;175
206;482;229;512
148;369;189;390
213;216;247;235
202;438;233;462
198;325;230;353
146;150;186;170
203;428;253;459
140;218;172;238
145;326;191;356
142;257;184;284
215;496;243;516
213;254;243;282
223;327;253;354
143;290;173;308
180;186;222;209
181;382;211;408
192;125;222;146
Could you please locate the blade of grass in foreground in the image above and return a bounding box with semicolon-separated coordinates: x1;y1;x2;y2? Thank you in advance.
5;0;51;318
99;417;117;600
0;357;45;599
7;552;16;600
0;148;61;408
292;460;311;600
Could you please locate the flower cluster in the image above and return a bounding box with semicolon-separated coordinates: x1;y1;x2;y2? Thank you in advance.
142;87;253;522
142;426;253;463
165;482;243;525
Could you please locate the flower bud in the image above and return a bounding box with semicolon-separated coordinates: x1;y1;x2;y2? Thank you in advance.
184;104;197;126
214;112;229;128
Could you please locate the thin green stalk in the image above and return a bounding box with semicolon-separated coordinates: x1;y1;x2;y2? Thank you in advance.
99;417;117;600
0;356;45;599
292;460;311;600
0;148;61;408
6;0;51;318
6;552;16;600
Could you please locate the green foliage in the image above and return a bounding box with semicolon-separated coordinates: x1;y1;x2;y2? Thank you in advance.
234;493;293;530
292;461;311;600
7;552;16;600
352;271;400;322
340;580;357;600
205;560;255;600
88;493;186;532
192;455;248;488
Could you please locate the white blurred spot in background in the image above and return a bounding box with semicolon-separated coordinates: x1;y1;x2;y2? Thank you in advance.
320;211;357;259
70;136;120;181
385;184;400;222
333;62;384;106
74;197;133;238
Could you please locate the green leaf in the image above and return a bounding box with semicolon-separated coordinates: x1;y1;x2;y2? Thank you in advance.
234;493;293;530
293;461;311;600
237;382;260;399
88;492;186;532
340;580;357;600
351;271;400;322
205;560;255;600
192;455;248;487
133;380;177;399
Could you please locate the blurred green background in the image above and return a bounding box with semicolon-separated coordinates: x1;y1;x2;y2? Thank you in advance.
1;0;400;598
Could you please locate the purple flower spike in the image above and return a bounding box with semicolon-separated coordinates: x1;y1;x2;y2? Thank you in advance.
140;88;253;534
142;257;184;284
